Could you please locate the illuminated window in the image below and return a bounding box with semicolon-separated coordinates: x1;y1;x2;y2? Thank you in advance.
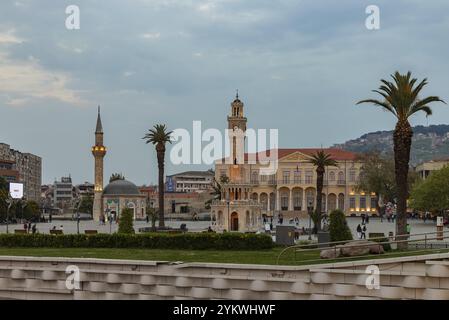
360;197;366;210
349;197;356;209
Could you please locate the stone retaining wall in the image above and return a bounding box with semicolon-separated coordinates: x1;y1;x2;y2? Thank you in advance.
1;253;449;300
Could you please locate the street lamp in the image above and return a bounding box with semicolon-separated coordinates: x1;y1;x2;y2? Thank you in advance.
226;193;230;232
6;198;12;234
307;200;314;241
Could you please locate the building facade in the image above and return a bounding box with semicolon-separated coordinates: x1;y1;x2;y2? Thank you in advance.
211;95;375;233
415;159;449;180
53;176;74;209
0;159;19;183
0;143;42;202
166;170;214;193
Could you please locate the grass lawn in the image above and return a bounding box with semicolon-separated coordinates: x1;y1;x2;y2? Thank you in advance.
0;247;448;266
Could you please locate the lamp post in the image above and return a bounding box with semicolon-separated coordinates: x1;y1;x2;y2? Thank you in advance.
74;199;81;234
307;200;314;241
6;198;12;234
226;195;230;232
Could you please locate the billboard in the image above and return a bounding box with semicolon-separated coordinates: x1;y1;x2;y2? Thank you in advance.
9;183;24;199
166;176;175;192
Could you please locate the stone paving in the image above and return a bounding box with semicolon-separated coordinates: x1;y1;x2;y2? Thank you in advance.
0;217;443;239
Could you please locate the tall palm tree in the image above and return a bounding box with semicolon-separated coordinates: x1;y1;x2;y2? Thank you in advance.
357;71;445;248
308;150;337;232
143;124;172;228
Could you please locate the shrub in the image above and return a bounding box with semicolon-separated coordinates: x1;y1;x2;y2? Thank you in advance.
0;232;274;250
118;208;135;234
329;209;353;242
368;233;392;251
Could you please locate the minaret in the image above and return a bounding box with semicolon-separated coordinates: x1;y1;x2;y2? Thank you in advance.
227;90;247;165
92;106;106;221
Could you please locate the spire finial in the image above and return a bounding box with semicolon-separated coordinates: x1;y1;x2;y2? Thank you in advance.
236;89;239;99
95;105;103;133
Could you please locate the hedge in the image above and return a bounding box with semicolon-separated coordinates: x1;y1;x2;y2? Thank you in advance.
0;232;274;250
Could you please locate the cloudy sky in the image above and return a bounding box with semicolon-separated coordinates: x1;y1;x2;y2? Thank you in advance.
0;0;448;185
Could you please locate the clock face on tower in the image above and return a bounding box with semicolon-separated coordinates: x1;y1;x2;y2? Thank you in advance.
234;125;239;131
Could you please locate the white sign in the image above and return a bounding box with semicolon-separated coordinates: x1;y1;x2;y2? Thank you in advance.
437;216;444;227
9;183;23;199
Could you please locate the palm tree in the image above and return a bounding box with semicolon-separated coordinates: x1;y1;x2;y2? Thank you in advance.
308;150;337;232
143;124;172;228
109;173;125;183
205;175;229;209
357;71;445;248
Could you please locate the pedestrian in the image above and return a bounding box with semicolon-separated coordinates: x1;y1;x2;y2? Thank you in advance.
356;224;362;239
60;225;64;233
361;224;367;239
361;214;365;225
406;223;411;235
32;224;37;234
264;222;270;234
28;222;32;231
146;215;149;224
23;222;28;233
366;215;370;224
49;214;52;223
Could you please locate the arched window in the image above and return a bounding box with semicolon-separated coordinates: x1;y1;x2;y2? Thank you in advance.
329;171;335;182
251;171;258;184
218;211;223;225
293;190;302;211
338;172;345;184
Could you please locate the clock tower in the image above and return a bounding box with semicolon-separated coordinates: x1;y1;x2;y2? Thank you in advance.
227;91;247;165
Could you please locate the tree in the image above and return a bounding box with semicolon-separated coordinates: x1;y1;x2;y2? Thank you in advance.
143;124;172;228
205;175;229;209
110;173;125;183
146;205;158;229
308;150;337;232
79;195;93;215
410;166;449;214
329;209;353;242
357;71;445;248
0;177;9;219
23;200;40;220
356;153;396;212
118;208;135;234
355;152;418;213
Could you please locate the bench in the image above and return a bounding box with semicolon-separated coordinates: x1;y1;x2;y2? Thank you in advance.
84;230;98;235
50;229;63;235
14;229;27;234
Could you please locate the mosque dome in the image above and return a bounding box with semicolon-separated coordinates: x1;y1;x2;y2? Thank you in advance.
103;179;141;196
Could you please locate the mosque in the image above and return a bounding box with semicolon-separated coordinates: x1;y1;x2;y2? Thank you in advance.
91;108;146;221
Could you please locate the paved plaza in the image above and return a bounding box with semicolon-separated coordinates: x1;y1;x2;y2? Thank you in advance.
0;217;443;240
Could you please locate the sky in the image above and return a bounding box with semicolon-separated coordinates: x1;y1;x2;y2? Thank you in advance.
0;0;448;186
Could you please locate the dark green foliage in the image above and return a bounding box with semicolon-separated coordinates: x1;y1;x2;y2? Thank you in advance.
78;196;93;215
329;209;353;242
368;233;392;251
23;201;40;220
118;208;135;234
0;233;274;250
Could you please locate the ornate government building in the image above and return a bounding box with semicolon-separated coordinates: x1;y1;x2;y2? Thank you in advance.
211;95;377;232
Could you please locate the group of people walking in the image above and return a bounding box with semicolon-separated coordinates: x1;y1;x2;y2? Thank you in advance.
23;221;37;234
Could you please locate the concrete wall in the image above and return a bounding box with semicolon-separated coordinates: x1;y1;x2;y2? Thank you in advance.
1;253;449;300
